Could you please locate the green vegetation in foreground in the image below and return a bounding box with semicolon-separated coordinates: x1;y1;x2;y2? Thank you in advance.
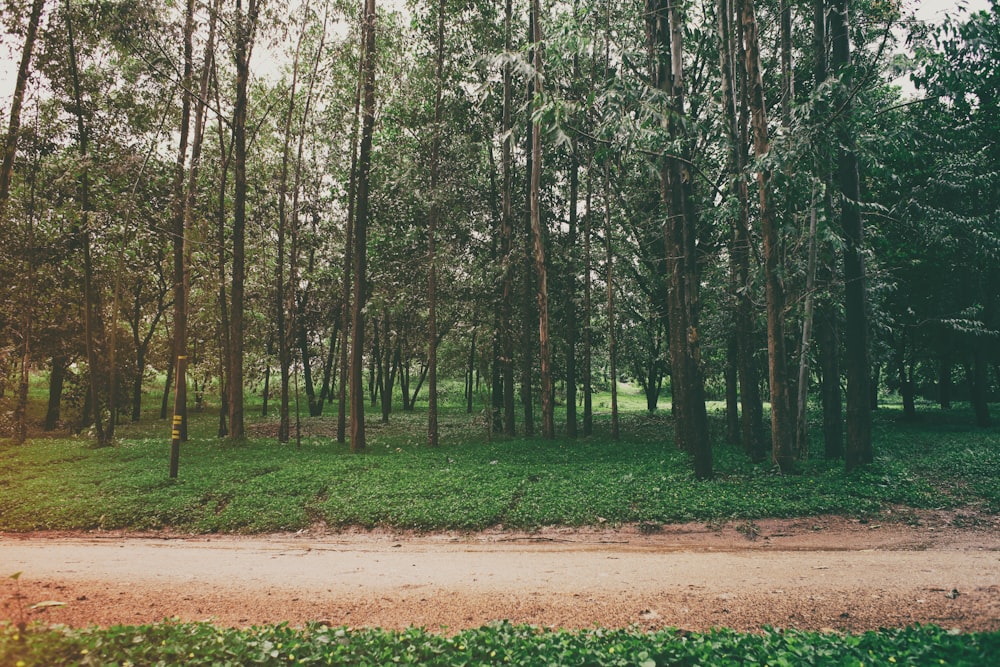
0;389;998;532
2;621;997;666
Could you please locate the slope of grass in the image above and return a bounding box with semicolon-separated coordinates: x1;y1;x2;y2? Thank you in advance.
1;384;996;533
2;620;997;667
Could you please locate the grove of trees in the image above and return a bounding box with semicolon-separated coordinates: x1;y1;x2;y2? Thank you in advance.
1;0;997;479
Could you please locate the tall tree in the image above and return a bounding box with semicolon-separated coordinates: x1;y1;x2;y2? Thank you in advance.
169;0;195;477
426;0;446;447
648;0;711;478
0;0;45;211
716;0;765;462
738;0;793;473
229;0;262;441
349;0;378;452
529;0;554;440
830;0;872;471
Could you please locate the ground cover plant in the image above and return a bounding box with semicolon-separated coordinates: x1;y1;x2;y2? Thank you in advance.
2;620;997;666
0;386;997;533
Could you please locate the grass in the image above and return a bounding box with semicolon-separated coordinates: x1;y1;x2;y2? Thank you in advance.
0;382;997;533
2;384;998;664
1;620;997;666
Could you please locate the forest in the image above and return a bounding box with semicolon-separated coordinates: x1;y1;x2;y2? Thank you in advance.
0;0;997;481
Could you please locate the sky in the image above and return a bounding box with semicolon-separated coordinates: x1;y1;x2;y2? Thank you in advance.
0;0;993;120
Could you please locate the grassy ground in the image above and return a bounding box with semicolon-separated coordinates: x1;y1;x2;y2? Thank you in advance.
2;382;999;665
2;619;998;666
0;381;997;533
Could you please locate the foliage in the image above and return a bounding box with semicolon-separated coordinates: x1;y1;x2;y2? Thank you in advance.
1;620;997;666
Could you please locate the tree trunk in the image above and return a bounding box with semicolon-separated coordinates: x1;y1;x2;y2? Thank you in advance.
529;0;554;440
818;302;843;458
583;158;594;436
830;0;873;471
466;329;477;414
795;194;820;457
337;66;362;443
0;0;45;211
938;346;952;410
603;163;619;441
275;20;307;445
648;0;711;477
426;0;445;446
169;0;195;476
739;0;793;473
971;344;992;427
229;0;261;441
45;356;66;431
66;0;110;447
350;0;377;452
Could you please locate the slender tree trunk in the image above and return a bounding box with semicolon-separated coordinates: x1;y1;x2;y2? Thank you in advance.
275;24;306;444
338;46;364;444
170;0;195;477
739;0;793;473
938;345;952;410
818;300;843;458
498;0;516;436
583;158;593;435
603;163;619;441
830;0;872;471
66;0;109;447
212;43;231;438
350;0;377;452
565;146;579;437
519;11;537;438
45;355;66;431
14;159;37;444
529;0;554;440
648;0;711;477
426;0;446;446
564;1;581;439
814;0;843;459
0;0;45;211
229;0;260;441
466;329;477;414
795;194;820;457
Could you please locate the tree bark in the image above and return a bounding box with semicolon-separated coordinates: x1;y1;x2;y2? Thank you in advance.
529;0;554;440
45;355;67;431
739;0;793;473
426;0;446;446
648;0;711;477
717;0;763;457
229;0;261;441
170;0;195;476
830;0;873;471
498;0;516;435
350;0;378;452
65;0;110;447
603;163;619;441
0;0;45;211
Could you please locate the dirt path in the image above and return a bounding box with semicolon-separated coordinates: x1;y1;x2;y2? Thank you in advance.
3;516;999;633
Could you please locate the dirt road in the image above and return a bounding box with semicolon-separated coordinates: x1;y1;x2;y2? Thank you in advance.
3;516;999;633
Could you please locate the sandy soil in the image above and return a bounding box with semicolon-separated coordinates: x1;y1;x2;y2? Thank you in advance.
2;513;999;633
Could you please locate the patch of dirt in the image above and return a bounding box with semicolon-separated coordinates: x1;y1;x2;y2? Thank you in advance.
2;515;999;633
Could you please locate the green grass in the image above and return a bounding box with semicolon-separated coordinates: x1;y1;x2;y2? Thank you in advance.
2;620;997;666
1;383;997;533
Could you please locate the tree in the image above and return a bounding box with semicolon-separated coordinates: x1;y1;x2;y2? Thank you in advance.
738;0;793;473
830;0;873;471
349;0;377;452
228;0;263;441
647;0;711;479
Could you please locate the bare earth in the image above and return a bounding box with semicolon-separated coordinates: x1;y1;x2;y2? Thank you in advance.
3;513;999;634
